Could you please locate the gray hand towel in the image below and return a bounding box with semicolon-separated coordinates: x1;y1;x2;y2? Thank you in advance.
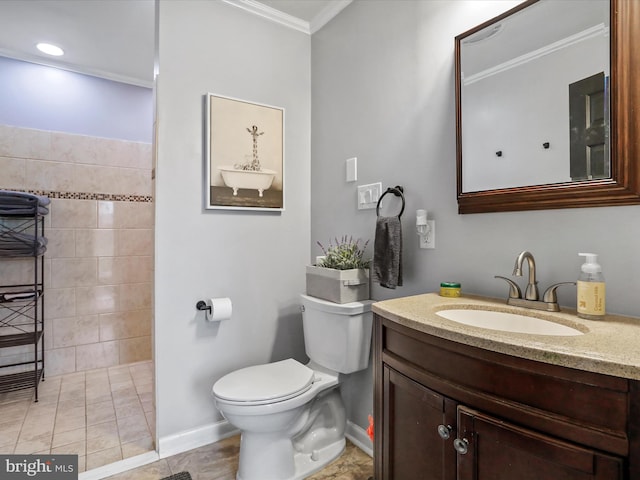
373;216;403;289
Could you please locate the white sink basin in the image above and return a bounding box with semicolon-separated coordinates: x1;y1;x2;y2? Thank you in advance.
436;309;584;336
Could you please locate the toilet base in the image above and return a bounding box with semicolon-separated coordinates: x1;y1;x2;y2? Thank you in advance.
236;437;345;480
293;437;345;479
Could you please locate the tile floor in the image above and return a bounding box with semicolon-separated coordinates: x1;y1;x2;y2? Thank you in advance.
0;360;154;473
0;360;374;479
104;435;374;480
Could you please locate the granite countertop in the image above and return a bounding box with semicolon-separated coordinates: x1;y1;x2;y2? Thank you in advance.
372;293;640;380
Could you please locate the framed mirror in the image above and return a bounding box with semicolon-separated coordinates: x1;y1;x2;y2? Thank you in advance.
455;0;640;214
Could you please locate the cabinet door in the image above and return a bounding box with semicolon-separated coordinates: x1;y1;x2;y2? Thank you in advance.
456;406;623;480
382;365;456;480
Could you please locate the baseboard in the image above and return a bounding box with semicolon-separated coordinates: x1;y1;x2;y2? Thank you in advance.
159;419;372;458
345;420;373;457
79;451;160;480
157;419;239;458
78;421;237;480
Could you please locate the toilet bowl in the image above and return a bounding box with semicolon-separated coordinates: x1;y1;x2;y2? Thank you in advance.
212;294;373;480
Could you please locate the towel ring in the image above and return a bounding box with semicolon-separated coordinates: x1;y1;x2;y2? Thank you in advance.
376;186;405;217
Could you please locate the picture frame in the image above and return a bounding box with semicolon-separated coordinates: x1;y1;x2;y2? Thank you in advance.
205;93;285;211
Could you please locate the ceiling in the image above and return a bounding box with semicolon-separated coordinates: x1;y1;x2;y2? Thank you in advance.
0;0;347;88
462;0;609;78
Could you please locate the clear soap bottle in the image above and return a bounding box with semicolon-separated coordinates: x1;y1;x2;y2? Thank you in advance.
577;253;606;320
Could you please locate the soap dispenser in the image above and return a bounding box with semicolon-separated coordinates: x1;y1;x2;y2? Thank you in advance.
577;253;606;320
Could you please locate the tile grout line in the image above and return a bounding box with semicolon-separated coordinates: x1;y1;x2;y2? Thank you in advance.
1;362;154;472
47;376;62;456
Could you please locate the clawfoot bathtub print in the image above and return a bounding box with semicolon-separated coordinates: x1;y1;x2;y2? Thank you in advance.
218;166;276;197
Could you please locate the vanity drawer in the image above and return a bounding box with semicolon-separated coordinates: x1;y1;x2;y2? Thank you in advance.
378;315;630;456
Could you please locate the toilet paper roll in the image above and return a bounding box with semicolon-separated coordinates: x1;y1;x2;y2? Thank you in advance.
205;297;232;322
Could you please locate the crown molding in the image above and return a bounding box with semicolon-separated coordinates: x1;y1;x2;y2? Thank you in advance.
464;23;608;86
222;0;352;35
310;0;352;34
221;0;310;34
0;48;153;88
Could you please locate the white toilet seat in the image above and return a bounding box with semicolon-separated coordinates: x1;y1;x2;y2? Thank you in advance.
213;359;315;405
213;362;339;417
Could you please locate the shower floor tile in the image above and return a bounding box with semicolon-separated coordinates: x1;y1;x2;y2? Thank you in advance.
0;360;154;472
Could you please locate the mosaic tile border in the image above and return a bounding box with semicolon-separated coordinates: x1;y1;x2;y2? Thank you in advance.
2;188;153;203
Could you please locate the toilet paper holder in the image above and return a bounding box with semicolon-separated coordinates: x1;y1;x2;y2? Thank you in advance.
196;297;233;322
196;300;211;313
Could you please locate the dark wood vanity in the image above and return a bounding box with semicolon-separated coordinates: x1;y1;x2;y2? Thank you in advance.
373;304;640;479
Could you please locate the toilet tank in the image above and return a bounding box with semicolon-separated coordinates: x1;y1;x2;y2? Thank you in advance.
300;294;374;374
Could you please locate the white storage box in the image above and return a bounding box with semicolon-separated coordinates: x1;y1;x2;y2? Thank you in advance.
305;265;370;304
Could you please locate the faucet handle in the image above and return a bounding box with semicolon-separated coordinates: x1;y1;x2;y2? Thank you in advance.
494;276;522;299
542;282;577;303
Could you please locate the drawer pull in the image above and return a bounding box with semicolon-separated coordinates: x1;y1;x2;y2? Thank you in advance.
454;438;469;455
437;424;452;440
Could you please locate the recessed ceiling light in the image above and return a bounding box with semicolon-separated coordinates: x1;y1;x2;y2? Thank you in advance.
463;24;503;45
36;43;64;56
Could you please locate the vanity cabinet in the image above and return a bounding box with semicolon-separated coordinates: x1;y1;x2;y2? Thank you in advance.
456;406;622;480
374;314;640;480
382;365;456;480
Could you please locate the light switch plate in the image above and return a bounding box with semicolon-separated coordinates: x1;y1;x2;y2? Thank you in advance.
346;157;357;182
357;182;382;210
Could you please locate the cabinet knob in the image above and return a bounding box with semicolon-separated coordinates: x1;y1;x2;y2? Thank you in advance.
453;438;469;455
437;424;452;440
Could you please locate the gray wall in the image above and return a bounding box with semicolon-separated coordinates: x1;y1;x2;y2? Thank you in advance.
463;35;606;190
311;0;640;431
155;0;310;443
0;56;152;142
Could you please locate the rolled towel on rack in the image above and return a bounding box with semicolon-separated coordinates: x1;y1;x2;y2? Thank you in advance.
0;190;51;216
0;290;40;303
0;232;48;256
373;215;403;289
0;190;51;207
0;205;49;216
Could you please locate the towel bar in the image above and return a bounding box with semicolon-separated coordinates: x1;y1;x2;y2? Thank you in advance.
376;186;405;217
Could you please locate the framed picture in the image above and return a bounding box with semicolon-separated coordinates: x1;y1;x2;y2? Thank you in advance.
205;93;285;211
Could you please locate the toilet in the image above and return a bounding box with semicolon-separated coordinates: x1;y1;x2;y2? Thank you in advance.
212;294;374;480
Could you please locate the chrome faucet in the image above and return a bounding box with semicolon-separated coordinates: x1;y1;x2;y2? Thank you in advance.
513;251;539;301
495;251;575;312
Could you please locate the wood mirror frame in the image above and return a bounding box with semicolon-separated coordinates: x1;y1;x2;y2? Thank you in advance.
455;0;639;214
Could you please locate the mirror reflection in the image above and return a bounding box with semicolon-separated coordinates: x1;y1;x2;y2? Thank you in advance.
459;0;609;193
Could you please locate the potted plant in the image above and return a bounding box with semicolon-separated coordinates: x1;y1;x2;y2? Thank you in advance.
306;236;371;304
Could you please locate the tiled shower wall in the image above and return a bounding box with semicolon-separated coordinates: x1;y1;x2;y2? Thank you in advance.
0;124;153;376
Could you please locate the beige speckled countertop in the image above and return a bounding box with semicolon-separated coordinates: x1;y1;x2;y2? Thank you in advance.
372;293;640;380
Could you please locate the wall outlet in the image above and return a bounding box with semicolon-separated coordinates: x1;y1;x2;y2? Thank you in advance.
357;182;382;210
420;220;436;249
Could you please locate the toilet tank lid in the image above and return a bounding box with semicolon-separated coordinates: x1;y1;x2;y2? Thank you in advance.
213;359;314;404
300;294;374;315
